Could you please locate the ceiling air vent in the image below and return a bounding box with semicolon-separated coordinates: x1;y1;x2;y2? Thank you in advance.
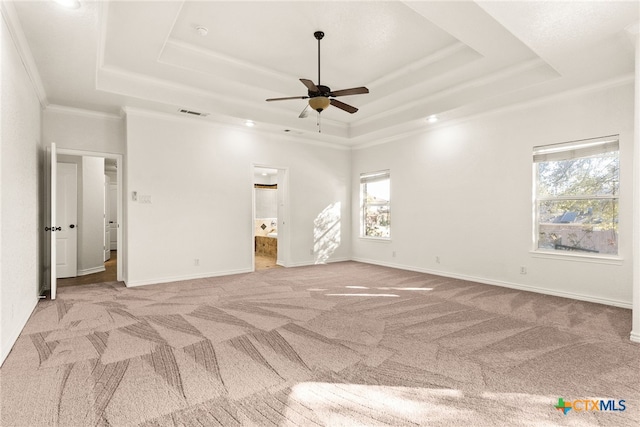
178;108;209;117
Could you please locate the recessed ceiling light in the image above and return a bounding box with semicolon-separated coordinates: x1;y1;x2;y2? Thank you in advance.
245;120;255;127
427;115;439;123
196;26;208;37
261;173;268;176
52;0;81;9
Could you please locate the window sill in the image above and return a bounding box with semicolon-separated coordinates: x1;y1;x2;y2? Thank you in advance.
359;236;392;243
530;250;623;265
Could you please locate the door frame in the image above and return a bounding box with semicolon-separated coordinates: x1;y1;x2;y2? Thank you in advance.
53;147;124;283
251;164;290;270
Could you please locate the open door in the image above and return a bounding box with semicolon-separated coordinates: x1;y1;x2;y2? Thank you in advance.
56;162;78;278
104;174;111;261
49;143;58;299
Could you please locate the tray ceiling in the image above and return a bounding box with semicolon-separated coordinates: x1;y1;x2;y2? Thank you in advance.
9;1;638;146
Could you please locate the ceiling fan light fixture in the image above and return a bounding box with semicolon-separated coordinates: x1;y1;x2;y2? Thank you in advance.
309;96;330;113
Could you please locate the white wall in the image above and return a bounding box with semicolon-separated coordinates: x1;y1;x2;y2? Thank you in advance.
352;82;635;307
1;15;42;365
42;107;125;154
78;157;105;275
125;110;351;285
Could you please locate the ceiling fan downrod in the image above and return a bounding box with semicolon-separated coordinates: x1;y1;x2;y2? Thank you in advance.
314;31;324;86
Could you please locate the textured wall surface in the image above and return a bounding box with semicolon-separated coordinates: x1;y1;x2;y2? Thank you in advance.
1;16;42;365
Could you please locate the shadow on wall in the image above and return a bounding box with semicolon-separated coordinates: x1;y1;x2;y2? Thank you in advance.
313;202;341;264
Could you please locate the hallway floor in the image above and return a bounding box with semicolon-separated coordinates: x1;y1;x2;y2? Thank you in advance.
58;251;117;287
255;254;281;270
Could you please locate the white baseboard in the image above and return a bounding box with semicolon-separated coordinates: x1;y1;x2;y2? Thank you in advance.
1;297;38;367
630;330;640;343
125;257;351;287
351;257;632;309
77;266;106;276
283;256;351;268
125;267;254;288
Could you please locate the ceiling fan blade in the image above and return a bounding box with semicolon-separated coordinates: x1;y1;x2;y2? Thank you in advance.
300;78;319;93
329;87;369;97
330;99;358;114
298;105;310;118
266;96;309;102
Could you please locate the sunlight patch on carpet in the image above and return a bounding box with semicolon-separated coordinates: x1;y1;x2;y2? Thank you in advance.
325;293;400;297
288;382;466;425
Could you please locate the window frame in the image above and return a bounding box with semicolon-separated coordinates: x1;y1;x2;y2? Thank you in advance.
532;135;621;261
359;170;391;240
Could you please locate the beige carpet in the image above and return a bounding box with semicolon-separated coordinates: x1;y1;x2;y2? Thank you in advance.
1;261;638;426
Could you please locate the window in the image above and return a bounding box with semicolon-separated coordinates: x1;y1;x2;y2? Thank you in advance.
533;136;619;255
360;170;390;238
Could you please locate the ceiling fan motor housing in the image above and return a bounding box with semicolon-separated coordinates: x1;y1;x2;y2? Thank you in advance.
309;85;331;97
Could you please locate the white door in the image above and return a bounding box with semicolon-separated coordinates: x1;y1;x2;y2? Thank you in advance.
109;182;118;250
104;175;111;261
56;162;78;278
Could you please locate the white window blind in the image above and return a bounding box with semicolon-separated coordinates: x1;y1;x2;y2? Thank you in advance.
533;135;619;163
360;170;390;184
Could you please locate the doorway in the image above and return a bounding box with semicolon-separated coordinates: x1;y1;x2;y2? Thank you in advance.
45;146;123;298
252;165;288;271
56;157;119;287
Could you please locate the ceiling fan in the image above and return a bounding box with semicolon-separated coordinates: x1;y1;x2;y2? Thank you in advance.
266;31;369;119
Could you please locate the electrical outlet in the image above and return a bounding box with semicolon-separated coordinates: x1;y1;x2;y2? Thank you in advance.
520;266;527;275
436;256;440;264
392;251;396;257
194;258;200;266
310;248;314;256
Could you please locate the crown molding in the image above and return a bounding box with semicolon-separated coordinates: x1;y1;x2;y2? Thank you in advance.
367;41;476;88
123;106;351;151
353;57;556;130
45;104;123;120
1;1;48;108
97;63;350;138
161;38;295;85
352;73;635;150
455;73;635;125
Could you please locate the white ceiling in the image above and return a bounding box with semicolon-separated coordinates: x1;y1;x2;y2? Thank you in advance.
8;0;639;146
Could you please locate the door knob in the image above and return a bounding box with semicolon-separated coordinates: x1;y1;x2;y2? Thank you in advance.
69;224;75;228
